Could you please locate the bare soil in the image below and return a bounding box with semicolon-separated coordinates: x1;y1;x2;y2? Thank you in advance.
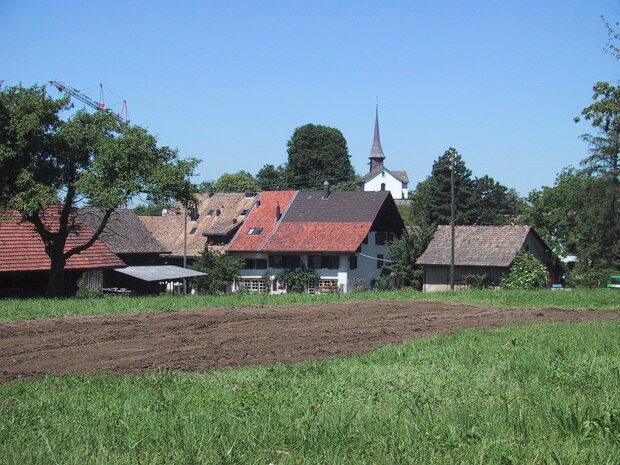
1;300;618;382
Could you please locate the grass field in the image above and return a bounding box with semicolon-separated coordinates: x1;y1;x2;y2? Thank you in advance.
0;288;618;323
1;320;619;464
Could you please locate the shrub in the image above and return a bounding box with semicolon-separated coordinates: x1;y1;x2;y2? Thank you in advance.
373;275;395;291
501;251;549;290
462;273;493;289
276;269;320;294
566;265;620;288
191;247;243;295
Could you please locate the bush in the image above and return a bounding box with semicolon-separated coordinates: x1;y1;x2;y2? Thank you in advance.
191;247;243;295
373;275;395;291
566;265;620;288
501;251;549;290
75;285;103;299
276;269;320;294
462;273;493;289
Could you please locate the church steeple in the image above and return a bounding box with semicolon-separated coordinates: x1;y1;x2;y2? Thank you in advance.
368;103;385;172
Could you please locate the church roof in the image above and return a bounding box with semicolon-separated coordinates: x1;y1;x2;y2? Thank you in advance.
358;167;409;184
368;105;385;160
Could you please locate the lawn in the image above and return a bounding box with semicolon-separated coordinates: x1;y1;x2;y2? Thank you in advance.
0;288;618;323
1;320;619;464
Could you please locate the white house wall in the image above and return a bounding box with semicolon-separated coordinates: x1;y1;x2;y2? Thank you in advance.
362;169;408;199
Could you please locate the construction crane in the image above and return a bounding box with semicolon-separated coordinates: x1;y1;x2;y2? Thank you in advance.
48;80;130;125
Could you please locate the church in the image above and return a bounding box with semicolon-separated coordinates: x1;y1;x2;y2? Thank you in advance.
357;107;409;200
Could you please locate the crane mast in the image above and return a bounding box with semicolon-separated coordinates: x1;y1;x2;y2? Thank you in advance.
48;80;129;124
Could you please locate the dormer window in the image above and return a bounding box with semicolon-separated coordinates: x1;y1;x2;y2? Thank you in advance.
247;228;263;235
207;209;214;216
240;209;248;216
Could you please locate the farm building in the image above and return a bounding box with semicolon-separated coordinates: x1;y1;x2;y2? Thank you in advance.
416;225;556;292
0;208;124;297
357;107;409;200
140;192;257;266
226;184;405;293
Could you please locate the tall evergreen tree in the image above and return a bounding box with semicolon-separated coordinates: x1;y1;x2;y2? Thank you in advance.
285;124;355;189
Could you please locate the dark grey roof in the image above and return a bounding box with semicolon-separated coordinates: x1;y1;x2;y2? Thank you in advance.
369;106;385;160
79;208;169;255
358;167;409;183
283;190;392;223
417;225;537;267
114;265;206;282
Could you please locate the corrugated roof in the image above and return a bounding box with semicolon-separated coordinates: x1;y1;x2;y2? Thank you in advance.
0;208;125;273
141;193;257;257
79;208;169;255
416;225;534;267
114;265;206;282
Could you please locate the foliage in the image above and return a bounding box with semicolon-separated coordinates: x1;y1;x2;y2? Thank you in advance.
75;284;103;299
191;247;243;295
214;170;258;193
276;269;320;294
410;148;522;228
256;164;286;191
133;203;168;216
331;175;361;191
285;124;355;189
2;321;620;463
0;83;197;297
462;273;493;289
373;275;394;291
501;251;549;290
565;265;619;289
386;226;435;289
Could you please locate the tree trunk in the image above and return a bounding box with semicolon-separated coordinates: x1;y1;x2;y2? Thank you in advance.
45;245;68;298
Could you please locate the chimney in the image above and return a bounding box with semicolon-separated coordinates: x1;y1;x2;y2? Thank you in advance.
275;202;281;221
322;180;331;199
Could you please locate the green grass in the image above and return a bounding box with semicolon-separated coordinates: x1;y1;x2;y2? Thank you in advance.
0;288;618;323
1;320;619;464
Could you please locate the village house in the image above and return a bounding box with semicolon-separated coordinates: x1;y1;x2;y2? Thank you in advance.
416;225;556;292
357;107;409;200
0;208;125;297
225;184;405;293
140;192;257;266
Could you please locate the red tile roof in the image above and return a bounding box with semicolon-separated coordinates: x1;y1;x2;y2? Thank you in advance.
226;191;297;252
0;209;125;273
263;222;372;252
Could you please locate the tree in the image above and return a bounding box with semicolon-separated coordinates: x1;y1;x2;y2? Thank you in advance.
472;175;523;225
285;124;355;189
133;203;169;216
191;247;243;294
409;148;477;227
214;171;258;193
0;83;197;297
386;226;435;289
256;164;286;191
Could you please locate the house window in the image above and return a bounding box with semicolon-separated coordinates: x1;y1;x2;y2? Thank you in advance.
247;228;263;235
380;183;386;191
207;209;214;216
308;255;339;270
349;255;357;270
377;254;384;269
317;279;338;294
387;232;395;242
240;209;248;216
255;258;267;269
375;232;386;245
243;258;256;269
239;279;266;293
268;255;301;269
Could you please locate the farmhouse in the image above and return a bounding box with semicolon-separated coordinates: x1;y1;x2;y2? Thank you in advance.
140;192;257;266
357;107;409;200
0;208;124;297
416;225;556;292
226;184;405;293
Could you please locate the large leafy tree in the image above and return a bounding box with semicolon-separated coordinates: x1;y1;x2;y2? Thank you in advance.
386;226;435;289
256;164;286;191
409;148;477;227
285;124;355;189
191;247;242;295
473;175;523;225
214;170;258;193
0;83;197;297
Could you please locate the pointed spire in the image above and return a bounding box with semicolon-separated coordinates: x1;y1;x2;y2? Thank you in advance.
368;102;385;172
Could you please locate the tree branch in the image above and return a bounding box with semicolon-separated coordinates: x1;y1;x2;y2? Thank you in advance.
64;208;114;259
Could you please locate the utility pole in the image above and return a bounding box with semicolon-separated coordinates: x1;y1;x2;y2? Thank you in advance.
183;207;187;296
450;148;455;290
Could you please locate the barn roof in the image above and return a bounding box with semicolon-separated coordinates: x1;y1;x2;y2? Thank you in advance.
0;209;125;273
141;193;258;257
226;190;404;253
416;225;539;267
78;208;168;256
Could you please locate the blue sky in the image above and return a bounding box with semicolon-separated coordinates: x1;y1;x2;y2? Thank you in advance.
1;0;618;196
